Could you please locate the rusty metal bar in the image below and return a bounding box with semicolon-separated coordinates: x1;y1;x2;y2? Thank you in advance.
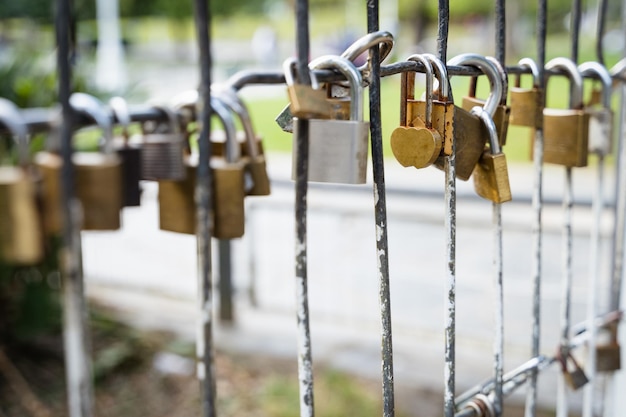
192;0;216;414
56;0;94;415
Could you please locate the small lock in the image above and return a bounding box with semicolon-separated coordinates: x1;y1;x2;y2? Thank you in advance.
471;106;512;203
284;57;331;120
109;96;142;207
390;54;443;169
540;57;590;167
159;96;245;239
559;350;589;390
433;53;505;181
0;99;44;265
461;57;510;146
595;323;622;372
141;105;186;181
509;58;543;129
578;61;614;156
292;55;370;184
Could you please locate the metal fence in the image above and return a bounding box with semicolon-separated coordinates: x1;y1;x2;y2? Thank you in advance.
1;0;626;416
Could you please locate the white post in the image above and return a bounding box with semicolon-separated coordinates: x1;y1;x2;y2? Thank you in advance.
95;0;127;92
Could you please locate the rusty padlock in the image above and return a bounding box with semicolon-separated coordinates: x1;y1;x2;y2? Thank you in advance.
390;54;443;169
471;105;512;203
578;61;614;156
284;57;331;120
540;57;590;167
109;96;142;207
158;96;245;239
559;350;589;390
595;322;621;372
436;53;504;181
509;58;543;129
0;98;44;265
141;104;186;181
462;56;510;146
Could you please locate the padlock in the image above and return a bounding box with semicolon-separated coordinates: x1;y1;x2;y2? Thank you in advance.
578;61;614;156
109;96;142;207
559;350;589;390
509;58;543;129
461;56;510;146
284;57;331;120
390;54;443;169
540;57;590;167
595;323;621;372
292;55;370;184
434;53;504;181
0;99;44;265
471;106;512;203
141;104;186;181
158;96;245;239
214;88;270;196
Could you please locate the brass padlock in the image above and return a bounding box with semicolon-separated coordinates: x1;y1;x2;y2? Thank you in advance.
462;57;510;147
434;53;505;181
595;323;621;372
292;55;370;184
215;88;270;196
0;99;44;265
509;58;543;129
141;104;186;181
284;57;331;120
578;61;614;156
390;54;443;169
159;96;245;239
559;350;589;390
540;57;590;167
471;106;512;203
109;96;142;207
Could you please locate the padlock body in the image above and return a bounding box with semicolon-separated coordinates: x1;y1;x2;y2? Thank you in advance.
390;126;442;169
587;107;613;155
292;118;370;184
34;152;63;235
141;133;186;181
434;106;487;181
0;167;44;264
116;142;142;207
565;367;589;390
245;155;271;196
542;108;590;167
462;96;510;146
288;84;331;120
509;87;541;128
407;100;454;156
596;342;622;372
473;151;512;203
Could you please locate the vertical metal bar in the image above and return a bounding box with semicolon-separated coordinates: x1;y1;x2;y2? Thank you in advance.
524;3;547;417
192;0;216;415
596;0;608;67
294;1;314;416
218;239;234;322
437;2;455;417
367;2;395;416
56;0;94;415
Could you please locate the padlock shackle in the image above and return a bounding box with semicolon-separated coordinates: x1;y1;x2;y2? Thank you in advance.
422;53;450;101
517;58;541;89
486;56;508;106
283;57;320;89
340;30;394;71
210;96;240;163
470;105;501;155
69;92;114;154
610;57;626;82
545;57;584;109
447;53;502;117
578;61;613;109
406;54;434;127
109;96;131;144
309;55;363;121
0;98;29;167
215;88;261;159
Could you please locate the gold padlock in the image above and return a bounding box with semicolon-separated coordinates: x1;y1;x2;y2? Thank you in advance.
559;350;589;390
390;54;442;169
159;96;245;239
509;58;543;129
540;57;590;167
461;57;510;146
578;61;614;156
0;99;44;265
471;106;512;203
284;57;331;120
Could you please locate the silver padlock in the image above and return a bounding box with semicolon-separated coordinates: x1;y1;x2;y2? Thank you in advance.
578;61;614;156
141;104;186;181
292;55;370;184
